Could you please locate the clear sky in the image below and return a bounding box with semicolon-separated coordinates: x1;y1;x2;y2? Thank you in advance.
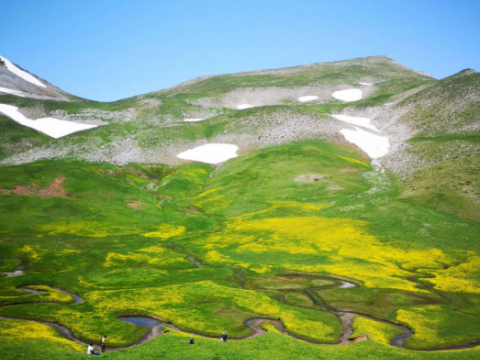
1;0;479;101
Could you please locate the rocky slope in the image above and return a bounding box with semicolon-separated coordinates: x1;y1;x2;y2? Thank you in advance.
0;55;73;101
0;55;478;220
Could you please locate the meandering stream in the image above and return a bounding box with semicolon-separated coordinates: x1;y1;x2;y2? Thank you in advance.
0;257;27;277
1;258;480;353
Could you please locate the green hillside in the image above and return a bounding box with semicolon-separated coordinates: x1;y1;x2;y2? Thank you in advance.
0;56;479;359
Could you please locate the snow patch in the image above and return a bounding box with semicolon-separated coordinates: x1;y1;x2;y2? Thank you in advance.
330;114;380;132
0;55;46;88
339;281;356;288
340;126;389;159
236;104;253;110
176;143;239;164
0;104;98;139
332;89;362;102
0;86;26;97
184;118;205;122
298;95;318;102
358;82;372;86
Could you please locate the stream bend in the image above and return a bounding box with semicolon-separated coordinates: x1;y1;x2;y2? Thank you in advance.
1;277;480;352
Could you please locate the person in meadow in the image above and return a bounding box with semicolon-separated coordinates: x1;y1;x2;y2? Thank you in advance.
220;331;227;342
100;335;108;352
189;337;194;345
87;343;100;355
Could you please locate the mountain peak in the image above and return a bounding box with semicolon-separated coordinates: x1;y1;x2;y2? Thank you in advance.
0;54;72;101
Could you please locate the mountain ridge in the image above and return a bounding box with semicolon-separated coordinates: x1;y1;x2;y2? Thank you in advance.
1;55;437;102
0;55;478;220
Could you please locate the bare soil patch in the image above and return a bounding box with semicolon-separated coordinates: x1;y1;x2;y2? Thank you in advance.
11;176;71;197
352;335;368;343
38;176;68;197
12;185;35;195
327;186;344;191
127;200;143;209
294;174;324;183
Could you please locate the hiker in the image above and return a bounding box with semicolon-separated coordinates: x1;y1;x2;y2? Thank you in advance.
220;331;227;342
100;335;108;353
87;343;100;355
189;337;194;345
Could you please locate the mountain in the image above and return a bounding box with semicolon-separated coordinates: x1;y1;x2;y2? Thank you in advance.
0;55;480;359
0;55;73;101
1;54;477;220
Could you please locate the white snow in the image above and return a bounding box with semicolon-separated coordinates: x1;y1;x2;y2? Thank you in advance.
0;86;26;97
176;143;239;164
236;104;254;110
331;112;390;159
1;55;46;88
330;114;380;132
339;281;356;288
298;95;318;102
0;104;98;139
184;118;205;122
332;89;362;102
358;82;372;86
340;126;389;159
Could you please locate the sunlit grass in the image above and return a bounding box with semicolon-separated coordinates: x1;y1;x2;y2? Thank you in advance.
0;139;479;356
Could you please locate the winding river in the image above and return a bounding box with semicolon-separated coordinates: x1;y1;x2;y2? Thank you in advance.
1;258;480;353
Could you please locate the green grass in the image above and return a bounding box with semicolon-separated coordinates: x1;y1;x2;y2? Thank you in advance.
395;134;480;221
2;320;480;360
0;258;20;272
317;287;444;320
0;114;51;161
1;56;479;358
0;139;478;354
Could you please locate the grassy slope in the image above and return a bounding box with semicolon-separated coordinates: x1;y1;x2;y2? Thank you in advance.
1;56;479;358
393;70;480;221
0;140;479;356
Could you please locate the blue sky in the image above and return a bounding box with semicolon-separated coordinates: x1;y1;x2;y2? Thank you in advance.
1;0;479;101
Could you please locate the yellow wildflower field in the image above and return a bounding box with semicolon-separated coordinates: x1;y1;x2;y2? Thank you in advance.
350;317;403;345
193;215;474;293
0;286;73;304
39;221;141;237
429;254;480;294
396;306;480;349
142;224;186;238
103;248;190;268
0;319;83;352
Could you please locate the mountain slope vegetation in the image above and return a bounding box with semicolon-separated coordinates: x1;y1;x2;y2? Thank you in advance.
0;55;479;359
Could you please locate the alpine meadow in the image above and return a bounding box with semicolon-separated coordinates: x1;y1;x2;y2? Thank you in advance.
0;54;480;359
